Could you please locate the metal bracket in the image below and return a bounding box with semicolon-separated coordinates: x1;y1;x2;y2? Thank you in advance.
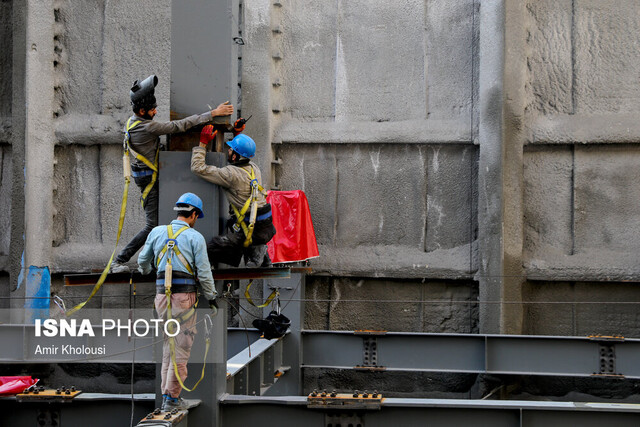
354;336;384;372
596;343;622;377
325;413;364;427
308;391;382;410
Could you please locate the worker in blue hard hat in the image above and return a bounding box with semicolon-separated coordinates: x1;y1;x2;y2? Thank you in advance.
190;126;276;268
110;74;234;273
137;192;217;411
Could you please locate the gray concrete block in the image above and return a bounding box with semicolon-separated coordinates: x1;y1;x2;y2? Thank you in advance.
523;146;573;258
0;146;11;257
524;281;640;337
277;143;475;253
334;145;426;248
280;1;338;119
55;1;104;115
101;0;171;115
425;145;477;251
333;0;426;122
574;145;640;253
327;277;424;331
304;277;332;330
526;0;573;114
574;1;640;113
306;277;477;333
0;0;12;117
276;144;338;245
421;280;478;333
426;0;476;120
53;145;102;246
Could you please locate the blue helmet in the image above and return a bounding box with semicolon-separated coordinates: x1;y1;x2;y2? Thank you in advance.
226;134;256;158
175;192;204;218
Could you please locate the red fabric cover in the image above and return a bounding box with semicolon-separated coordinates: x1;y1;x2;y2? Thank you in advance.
0;376;38;395
267;190;319;264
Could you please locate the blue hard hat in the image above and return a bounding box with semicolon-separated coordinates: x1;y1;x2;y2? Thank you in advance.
226;134;256;158
175;192;204;218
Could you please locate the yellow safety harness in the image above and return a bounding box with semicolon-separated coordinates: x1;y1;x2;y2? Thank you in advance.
123;118;159;206
161;225;209;392
231;166;268;247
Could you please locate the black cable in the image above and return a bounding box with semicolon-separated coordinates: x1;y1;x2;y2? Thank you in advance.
221;296;253;357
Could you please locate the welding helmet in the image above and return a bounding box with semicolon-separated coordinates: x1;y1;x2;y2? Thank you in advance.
226;134;256;159
174;192;204;218
252;311;290;340
130;74;158;111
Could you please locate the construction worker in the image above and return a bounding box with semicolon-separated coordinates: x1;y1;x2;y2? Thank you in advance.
191;125;276;267
137;192;218;411
111;74;234;273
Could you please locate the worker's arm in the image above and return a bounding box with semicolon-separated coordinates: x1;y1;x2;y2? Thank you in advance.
146;102;233;136
193;233;217;301
137;235;156;275
146;112;211;136
190;146;235;188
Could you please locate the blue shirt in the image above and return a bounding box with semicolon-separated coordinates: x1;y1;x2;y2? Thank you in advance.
138;219;216;300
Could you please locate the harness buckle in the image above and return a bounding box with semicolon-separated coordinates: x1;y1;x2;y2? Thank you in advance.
165;239;176;250
250;178;259;188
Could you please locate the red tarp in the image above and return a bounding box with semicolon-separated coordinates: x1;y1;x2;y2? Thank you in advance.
267;190;319;264
0;376;38;395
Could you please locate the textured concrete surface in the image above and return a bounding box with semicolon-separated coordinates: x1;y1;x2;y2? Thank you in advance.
305;277;478;333
523;281;640;337
275;143;477;278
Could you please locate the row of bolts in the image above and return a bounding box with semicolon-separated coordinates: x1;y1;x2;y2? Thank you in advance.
311;390;380;398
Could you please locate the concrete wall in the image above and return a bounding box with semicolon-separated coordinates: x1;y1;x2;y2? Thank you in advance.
3;0;640;339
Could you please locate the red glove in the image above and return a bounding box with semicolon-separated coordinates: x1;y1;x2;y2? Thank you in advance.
200;125;217;145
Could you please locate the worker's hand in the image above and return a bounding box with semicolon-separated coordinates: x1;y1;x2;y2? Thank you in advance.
199;125;216;146
211;101;234;117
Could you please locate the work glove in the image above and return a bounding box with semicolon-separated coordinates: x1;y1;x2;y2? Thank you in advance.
200;125;216;145
209;299;219;316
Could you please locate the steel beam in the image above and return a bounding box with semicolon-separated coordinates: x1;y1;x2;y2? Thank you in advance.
220;395;640;427
302;331;640;378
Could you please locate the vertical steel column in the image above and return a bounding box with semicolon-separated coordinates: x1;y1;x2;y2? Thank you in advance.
170;0;238;119
263;270;304;395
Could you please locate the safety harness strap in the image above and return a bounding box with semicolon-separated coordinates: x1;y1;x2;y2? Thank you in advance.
124;118;159;207
156;225;194;275
231;166;268;247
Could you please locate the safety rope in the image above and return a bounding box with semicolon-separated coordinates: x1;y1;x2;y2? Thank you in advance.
163;232;211;392
244;280;278;308
66;118;157;316
66;167;131;316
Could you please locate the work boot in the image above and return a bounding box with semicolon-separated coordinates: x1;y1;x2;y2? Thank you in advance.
110;261;130;274
162;396;201;411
